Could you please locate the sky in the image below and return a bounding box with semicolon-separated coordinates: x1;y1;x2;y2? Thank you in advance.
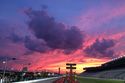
0;0;125;73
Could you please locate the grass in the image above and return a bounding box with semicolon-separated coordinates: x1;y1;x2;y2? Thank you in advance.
77;77;125;83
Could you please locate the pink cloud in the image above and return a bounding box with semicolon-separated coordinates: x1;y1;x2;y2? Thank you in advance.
76;5;125;31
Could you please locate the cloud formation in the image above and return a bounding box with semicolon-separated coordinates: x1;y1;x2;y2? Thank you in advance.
77;5;125;33
24;9;85;53
24;36;50;53
84;39;115;58
0;1;125;73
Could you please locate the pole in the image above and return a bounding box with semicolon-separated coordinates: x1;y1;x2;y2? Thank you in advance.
70;65;73;82
2;58;7;83
58;67;60;75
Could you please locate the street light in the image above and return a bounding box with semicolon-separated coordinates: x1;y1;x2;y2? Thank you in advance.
2;61;6;64
2;57;16;83
2;58;7;83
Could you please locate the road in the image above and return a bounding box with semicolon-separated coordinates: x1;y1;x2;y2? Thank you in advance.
13;77;60;83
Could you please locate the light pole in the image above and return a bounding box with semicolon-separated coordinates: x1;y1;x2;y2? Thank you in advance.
2;58;7;83
2;57;16;83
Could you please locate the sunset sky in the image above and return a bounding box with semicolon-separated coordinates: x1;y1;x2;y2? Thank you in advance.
0;0;125;73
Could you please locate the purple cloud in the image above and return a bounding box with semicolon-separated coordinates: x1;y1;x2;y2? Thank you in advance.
25;9;85;53
24;36;51;53
84;39;115;58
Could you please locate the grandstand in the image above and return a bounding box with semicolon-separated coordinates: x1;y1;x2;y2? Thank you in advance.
80;56;125;80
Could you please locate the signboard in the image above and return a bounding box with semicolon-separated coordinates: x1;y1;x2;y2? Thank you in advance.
66;63;77;81
66;63;76;66
66;63;76;70
66;67;76;69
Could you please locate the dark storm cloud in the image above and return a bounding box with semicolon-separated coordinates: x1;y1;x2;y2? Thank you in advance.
25;9;85;53
84;39;115;58
24;36;51;53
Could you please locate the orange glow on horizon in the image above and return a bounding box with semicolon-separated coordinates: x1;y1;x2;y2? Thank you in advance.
29;56;109;74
